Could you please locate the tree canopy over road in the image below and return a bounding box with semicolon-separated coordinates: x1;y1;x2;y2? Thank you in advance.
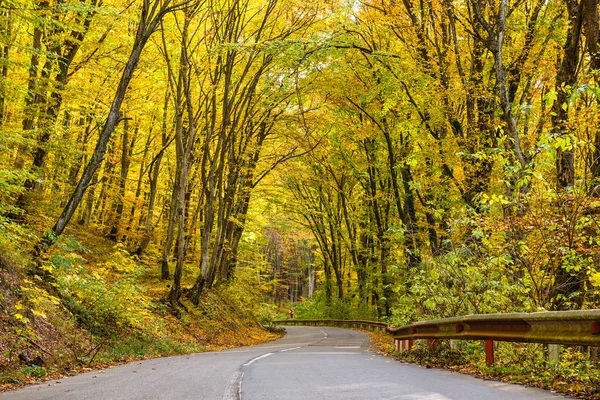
1;0;600;395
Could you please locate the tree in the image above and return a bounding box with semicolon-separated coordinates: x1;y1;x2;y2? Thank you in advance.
35;0;189;254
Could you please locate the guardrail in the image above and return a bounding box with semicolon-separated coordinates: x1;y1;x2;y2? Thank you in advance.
273;319;387;332
273;310;600;366
389;310;600;366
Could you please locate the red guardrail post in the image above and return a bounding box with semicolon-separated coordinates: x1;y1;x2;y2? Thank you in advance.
394;339;414;351
485;340;494;366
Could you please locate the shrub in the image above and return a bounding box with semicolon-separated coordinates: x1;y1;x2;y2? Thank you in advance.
294;289;379;321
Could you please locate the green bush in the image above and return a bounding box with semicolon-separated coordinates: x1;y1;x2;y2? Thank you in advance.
24;365;46;378
256;302;280;324
49;240;161;339
294;289;379;321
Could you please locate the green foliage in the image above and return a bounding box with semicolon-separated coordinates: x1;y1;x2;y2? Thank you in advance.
0;169;33;217
391;246;531;325
97;336;204;363
255;302;280;325
394;339;471;367
49;239;159;338
24;365;46;378
294;289;379;321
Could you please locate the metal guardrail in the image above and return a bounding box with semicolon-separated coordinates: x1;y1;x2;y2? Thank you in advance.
273;319;387;332
388;310;600;346
273;310;600;366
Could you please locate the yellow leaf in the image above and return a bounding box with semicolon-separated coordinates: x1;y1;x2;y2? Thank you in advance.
591;272;600;287
14;313;27;322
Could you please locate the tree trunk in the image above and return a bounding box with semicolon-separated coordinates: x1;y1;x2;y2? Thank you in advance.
26;1;97;193
0;4;12;125
127;123;153;241
553;0;583;189
108;118;134;241
78;174;97;227
14;10;44;171
167;9;197;306
136;97;168;256
34;0;177;255
581;0;600;190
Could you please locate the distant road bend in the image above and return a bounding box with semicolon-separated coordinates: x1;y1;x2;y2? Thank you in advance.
1;326;568;400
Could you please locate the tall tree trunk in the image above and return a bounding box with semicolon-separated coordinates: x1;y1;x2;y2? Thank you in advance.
126;129;150;241
0;3;12;125
108;118;135;241
160;186;177;279
381;127;421;276
553;0;583;189
14;7;44;170
34;0;180;255
26;0;98;193
137;93;169;256
549;0;585;310
492;0;528;174
167;9;197;306
581;0;600;190
78;174;97;227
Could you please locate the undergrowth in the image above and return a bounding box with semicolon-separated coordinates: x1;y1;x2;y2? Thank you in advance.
0;225;282;391
293;289;379;321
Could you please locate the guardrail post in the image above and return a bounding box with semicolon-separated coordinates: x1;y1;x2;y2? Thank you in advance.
394;339;414;351
547;344;560;363
485;340;494;366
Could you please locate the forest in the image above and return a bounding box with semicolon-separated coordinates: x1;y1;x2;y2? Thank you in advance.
1;0;600;391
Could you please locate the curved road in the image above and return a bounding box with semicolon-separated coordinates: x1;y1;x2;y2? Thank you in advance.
1;326;568;399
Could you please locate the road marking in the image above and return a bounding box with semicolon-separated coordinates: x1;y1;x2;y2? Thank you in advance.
222;369;243;400
279;347;301;352
294;352;360;355
243;353;273;366
336;346;360;349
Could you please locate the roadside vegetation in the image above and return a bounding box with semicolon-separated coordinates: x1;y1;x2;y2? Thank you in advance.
2;0;600;396
367;330;600;400
0;219;282;390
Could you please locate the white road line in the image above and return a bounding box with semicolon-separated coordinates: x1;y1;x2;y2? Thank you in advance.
293;352;360;355
243;353;273;366
279;347;301;352
233;352;276;399
222;369;243;400
238;372;244;399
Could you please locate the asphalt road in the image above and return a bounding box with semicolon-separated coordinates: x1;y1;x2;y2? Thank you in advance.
1;326;568;400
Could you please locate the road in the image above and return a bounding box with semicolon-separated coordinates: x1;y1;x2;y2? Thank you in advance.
1;326;568;399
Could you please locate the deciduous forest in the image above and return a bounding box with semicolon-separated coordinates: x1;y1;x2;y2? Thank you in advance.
1;0;600;393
